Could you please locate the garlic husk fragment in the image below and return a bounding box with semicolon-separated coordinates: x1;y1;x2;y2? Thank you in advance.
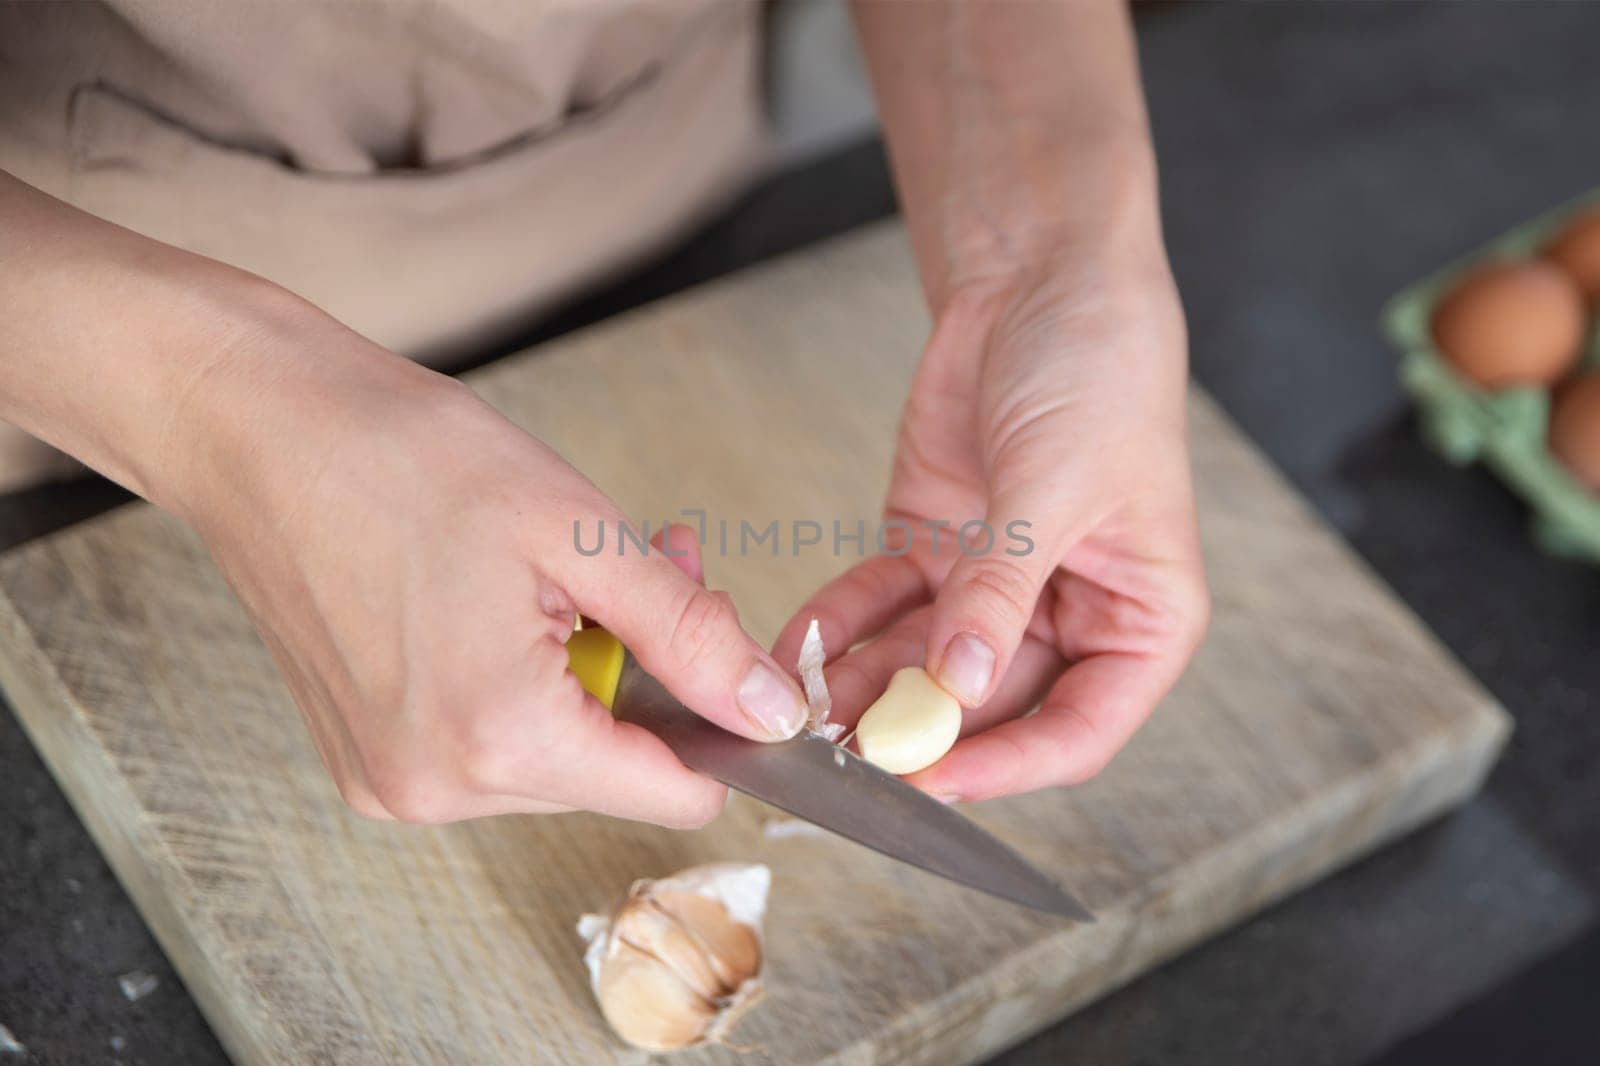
578;863;769;1052
798;619;846;742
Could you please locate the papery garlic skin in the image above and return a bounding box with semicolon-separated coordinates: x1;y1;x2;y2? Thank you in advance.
653;863;769;930
577;863;769;1052
798;619;831;720
798;619;845;742
855;666;962;775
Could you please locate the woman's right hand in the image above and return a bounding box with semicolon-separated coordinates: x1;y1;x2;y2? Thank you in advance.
0;172;802;827
168;296;807;828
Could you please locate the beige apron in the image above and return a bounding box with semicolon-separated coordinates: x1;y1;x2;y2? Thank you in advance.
0;0;768;490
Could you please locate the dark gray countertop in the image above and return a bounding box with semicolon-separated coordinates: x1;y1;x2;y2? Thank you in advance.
3;3;1599;1063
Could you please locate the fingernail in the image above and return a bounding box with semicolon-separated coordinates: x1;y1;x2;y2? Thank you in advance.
737;660;806;740
937;632;995;705
930;791;962;805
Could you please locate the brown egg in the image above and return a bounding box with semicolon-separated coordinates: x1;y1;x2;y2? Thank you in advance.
1430;260;1586;387
1550;373;1600;490
1544;209;1600;299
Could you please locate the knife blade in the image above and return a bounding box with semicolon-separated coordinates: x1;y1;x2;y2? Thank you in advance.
612;654;1093;921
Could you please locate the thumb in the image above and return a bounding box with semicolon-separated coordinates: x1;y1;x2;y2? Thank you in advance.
924;488;1076;707
566;522;807;742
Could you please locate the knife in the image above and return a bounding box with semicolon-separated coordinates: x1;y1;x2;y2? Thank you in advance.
566;627;1092;921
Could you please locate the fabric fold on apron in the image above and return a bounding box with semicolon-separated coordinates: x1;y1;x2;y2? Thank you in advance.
0;0;770;490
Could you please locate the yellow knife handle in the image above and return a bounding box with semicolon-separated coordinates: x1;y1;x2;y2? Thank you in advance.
566;626;626;710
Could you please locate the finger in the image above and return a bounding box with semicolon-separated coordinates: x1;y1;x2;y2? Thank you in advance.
954;635;1064;737
908;649;1182;802
923;485;1092;707
539;705;729;829
403;794;577;820
478;641;730;829
650;522;704;584
833;633;1058;761
822;606;932;730
562;523;807;742
822;610;1060;736
473;716;726;828
770;551;930;672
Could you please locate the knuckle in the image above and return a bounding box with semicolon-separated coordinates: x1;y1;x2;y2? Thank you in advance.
666;586;742;671
1053;707;1114;786
958;559;1039;630
882;616;927;658
855;553;916;600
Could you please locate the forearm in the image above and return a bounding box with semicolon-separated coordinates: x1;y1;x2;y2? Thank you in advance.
852;0;1166;309
0;171;433;514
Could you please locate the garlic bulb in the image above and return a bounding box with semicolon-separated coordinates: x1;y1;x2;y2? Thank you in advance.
577;863;769;1052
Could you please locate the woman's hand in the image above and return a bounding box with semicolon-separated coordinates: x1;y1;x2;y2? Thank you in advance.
171;304;807;827
812;0;1205;800
0;171;805;829
775;259;1208;802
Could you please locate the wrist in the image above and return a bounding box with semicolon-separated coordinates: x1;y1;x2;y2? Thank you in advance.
928;130;1169;315
931;228;1187;388
939;240;1182;344
151;272;466;530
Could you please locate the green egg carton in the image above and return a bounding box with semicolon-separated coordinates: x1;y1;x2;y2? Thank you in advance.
1381;190;1600;565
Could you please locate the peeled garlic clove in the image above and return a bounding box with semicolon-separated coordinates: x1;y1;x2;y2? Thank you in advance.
577;863;769;1052
855;666;962;775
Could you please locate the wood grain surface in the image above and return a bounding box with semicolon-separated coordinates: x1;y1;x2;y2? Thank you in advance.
0;223;1509;1065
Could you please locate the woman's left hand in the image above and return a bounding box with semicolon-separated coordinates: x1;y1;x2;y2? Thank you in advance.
773;257;1209;803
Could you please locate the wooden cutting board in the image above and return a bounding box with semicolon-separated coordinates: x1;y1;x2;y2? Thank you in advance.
0;223;1508;1065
